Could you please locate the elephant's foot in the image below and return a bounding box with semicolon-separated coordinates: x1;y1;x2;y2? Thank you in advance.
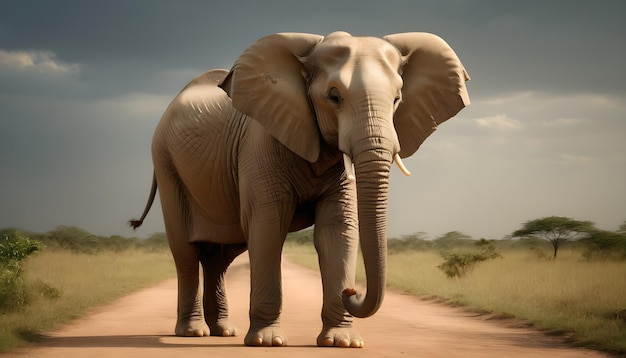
175;318;210;337
317;326;364;348
208;320;238;337
244;325;287;347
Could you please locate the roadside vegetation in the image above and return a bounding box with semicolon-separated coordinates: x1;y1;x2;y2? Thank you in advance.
0;227;175;353
1;216;624;354
285;217;626;355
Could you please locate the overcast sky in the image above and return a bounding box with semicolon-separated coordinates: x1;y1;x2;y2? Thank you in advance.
1;0;624;240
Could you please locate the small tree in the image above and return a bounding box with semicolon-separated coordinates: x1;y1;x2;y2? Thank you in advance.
512;216;595;259
437;239;502;278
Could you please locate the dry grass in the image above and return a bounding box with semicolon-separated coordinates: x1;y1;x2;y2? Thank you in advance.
284;244;626;354
0;249;175;352
3;243;623;353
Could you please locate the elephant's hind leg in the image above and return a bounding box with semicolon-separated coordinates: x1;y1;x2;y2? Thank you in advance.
198;242;247;336
157;170;209;337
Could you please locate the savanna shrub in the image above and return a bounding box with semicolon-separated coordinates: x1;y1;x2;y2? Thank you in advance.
0;232;42;312
437;239;502;278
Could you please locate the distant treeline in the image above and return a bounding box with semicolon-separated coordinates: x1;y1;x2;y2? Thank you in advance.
0;226;168;254
3;218;626;260
286;227;626;261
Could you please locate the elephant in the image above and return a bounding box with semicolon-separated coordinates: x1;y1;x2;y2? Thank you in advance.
130;31;469;348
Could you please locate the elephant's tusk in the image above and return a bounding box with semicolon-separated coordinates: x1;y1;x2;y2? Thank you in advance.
394;154;411;176
343;153;356;182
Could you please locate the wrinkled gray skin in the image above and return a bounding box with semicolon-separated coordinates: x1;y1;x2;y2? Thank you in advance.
131;31;469;348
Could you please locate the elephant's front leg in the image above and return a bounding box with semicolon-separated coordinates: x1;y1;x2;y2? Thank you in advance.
243;213;293;347
314;183;364;348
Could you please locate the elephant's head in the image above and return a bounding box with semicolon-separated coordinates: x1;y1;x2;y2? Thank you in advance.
220;31;470;318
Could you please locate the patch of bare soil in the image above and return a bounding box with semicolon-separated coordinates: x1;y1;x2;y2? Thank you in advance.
3;256;608;357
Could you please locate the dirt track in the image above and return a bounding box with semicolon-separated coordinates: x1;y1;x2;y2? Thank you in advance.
4;256;607;357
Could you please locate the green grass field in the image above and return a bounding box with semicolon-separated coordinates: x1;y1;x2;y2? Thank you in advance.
284;243;626;354
0;249;175;352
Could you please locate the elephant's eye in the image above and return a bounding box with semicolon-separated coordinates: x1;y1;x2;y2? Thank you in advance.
326;87;342;107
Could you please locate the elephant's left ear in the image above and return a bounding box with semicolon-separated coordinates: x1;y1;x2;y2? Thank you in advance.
384;32;470;158
220;33;324;163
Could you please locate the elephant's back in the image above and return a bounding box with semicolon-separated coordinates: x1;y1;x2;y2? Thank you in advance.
167;69;233;128
155;68;239;160
153;69;245;233
181;69;229;90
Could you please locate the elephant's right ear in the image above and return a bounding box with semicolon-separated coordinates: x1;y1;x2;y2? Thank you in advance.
220;33;324;163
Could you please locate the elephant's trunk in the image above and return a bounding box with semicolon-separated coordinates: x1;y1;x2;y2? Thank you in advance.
342;144;393;318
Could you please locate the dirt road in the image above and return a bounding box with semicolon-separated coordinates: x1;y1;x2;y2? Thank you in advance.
4;256;607;357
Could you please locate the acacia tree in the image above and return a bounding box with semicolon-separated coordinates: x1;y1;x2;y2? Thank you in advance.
512;216;595;259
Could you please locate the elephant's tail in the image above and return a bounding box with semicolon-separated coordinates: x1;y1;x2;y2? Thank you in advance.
129;172;157;230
